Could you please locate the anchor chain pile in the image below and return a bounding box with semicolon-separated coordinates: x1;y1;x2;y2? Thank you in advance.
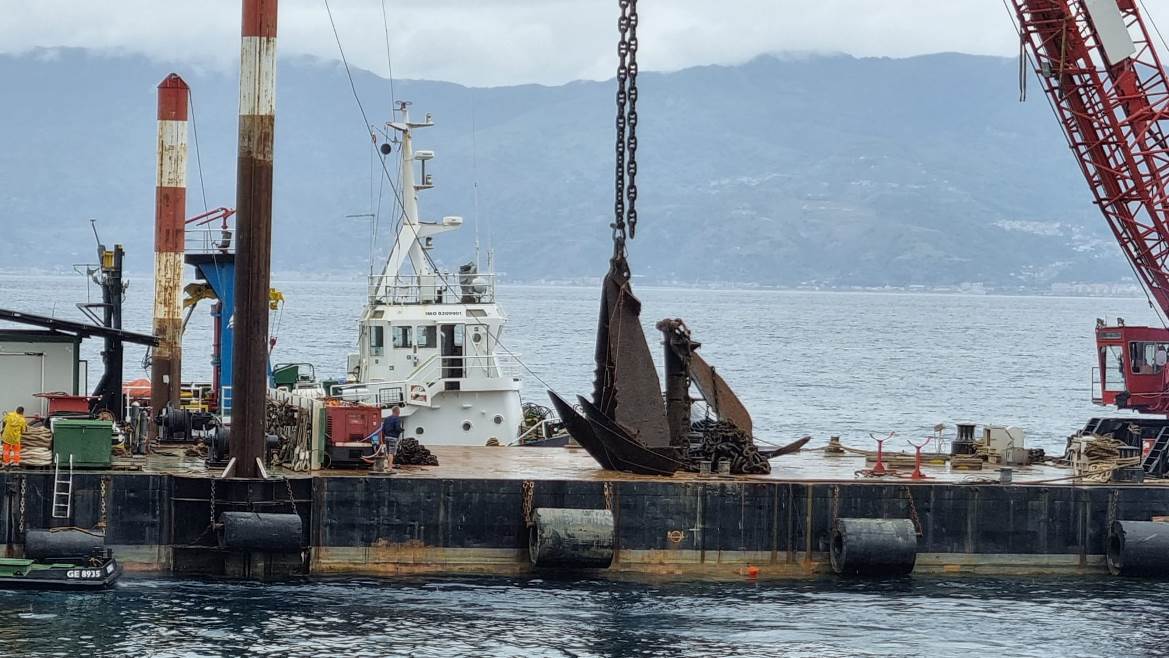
395;437;438;466
520;402;564;443
690;419;771;475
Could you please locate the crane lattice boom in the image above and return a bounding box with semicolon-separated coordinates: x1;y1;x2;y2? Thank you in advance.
1014;0;1169;311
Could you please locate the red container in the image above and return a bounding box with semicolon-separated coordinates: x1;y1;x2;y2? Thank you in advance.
34;392;94;416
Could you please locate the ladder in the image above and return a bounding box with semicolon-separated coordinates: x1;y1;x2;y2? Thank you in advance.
51;454;73;520
1142;427;1169;477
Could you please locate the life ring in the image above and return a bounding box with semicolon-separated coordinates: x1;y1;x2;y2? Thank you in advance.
409;385;427;403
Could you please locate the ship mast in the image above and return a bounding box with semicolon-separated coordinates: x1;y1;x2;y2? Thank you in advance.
372;102;459;302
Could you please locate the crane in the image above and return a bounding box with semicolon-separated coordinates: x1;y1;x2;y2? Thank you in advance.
1009;0;1169;471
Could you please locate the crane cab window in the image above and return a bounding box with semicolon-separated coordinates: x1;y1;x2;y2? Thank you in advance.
416;326;437;349
392;326;413;349
1103;345;1126;391
1129;341;1169;375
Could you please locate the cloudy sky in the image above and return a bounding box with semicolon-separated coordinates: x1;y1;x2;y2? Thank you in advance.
3;0;1166;86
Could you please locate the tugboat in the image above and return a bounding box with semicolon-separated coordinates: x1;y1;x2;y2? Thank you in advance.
331;102;524;445
0;548;121;590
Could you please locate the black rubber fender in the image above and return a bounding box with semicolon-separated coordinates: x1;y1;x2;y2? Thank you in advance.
1108;520;1169;576
218;512;302;552
24;529;105;559
529;508;614;569
831;518;917;576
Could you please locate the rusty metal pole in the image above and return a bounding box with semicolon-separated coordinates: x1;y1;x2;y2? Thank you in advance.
231;0;277;478
151;74;189;433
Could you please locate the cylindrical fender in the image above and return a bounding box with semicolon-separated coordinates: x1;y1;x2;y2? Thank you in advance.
529;508;614;569
1108;520;1169;576
831;518;917;576
24;529;105;559
218;512;302;552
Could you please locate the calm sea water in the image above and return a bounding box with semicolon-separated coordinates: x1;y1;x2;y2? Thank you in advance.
0;575;1168;657
0;272;1159;453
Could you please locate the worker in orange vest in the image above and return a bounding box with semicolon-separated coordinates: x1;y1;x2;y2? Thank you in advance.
1;406;27;466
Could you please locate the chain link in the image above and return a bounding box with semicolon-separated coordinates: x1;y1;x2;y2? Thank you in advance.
522;480;535;527
903;486;923;537
18;476;25;536
284;477;298;516
1108;488;1119;529
625;0;639;240
831;484;840;527
612;0;640;253
209;477;217;530
98;477;109;529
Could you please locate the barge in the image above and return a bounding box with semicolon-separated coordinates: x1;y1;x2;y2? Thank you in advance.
2;446;1167;580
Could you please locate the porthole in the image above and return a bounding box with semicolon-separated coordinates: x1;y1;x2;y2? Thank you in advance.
472;332;483;343
415;426;424;435
462;421;472;432
493;414;504;425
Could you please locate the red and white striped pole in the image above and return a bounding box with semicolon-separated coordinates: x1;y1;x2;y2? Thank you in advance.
231;0;278;477
151;73;189;430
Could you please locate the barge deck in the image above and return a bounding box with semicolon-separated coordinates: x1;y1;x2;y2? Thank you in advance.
85;444;1096;483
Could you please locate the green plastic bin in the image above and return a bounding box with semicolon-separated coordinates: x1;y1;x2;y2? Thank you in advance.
51;419;113;468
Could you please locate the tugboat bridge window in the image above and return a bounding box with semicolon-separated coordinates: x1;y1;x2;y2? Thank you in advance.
393;326;413;348
416;325;437;349
369;325;384;356
1130;341;1169;375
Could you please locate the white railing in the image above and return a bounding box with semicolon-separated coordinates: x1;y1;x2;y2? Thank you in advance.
329;381;406;407
331;353;520;407
491;353;523;380
186;228;236;256
367;272;497;305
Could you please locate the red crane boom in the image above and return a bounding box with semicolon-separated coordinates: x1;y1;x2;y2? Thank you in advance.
1012;0;1169;419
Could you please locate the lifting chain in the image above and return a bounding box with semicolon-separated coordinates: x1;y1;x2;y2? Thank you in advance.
831;484;840;527
97;476;109;530
18;476;26;537
209;477;218;530
603;482;614;512
521;480;535;527
1107;488;1119;528
284;477;298;516
902;486;923;537
612;0;640;253
624;0;639;240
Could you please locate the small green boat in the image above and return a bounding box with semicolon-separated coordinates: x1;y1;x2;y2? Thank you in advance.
0;549;121;590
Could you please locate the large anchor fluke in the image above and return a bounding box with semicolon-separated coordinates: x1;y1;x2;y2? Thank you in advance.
547;391;615;471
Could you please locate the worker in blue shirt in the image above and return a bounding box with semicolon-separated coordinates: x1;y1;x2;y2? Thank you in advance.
376;405;404;470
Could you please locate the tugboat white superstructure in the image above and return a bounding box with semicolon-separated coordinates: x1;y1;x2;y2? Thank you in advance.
333;102;523;445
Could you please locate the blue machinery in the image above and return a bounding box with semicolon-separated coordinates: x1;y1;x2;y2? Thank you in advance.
185;209;237;417
184;207;281;418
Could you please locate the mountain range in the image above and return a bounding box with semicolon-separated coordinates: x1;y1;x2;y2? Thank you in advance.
0;49;1136;289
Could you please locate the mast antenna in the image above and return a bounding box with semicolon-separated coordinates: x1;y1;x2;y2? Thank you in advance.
471;88;482;271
